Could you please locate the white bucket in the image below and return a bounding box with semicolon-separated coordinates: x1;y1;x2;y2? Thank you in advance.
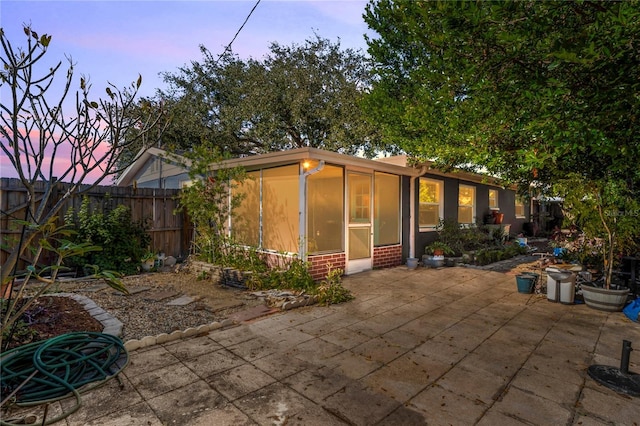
546;267;576;304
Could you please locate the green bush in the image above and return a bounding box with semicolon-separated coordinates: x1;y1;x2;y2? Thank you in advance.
314;265;353;306
473;243;528;266
64;197;151;275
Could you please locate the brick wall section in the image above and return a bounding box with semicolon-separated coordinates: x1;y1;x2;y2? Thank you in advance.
308;253;346;281
373;245;403;269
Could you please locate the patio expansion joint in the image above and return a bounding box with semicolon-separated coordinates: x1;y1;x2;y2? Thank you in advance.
474;305;569;421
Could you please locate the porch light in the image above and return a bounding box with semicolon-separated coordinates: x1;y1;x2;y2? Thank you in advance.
302;160;311;170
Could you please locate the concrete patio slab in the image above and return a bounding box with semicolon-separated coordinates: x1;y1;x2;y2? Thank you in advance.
33;265;639;426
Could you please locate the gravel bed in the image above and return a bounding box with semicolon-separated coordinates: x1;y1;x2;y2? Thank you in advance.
82;290;225;341
37;271;261;342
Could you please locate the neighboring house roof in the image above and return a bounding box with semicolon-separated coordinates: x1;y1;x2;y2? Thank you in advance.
116;146;506;188
116;147;189;187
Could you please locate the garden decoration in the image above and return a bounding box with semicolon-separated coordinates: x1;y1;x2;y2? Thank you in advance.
0;332;129;425
588;340;640;398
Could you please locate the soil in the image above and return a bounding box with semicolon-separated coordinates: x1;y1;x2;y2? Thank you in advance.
2;297;103;350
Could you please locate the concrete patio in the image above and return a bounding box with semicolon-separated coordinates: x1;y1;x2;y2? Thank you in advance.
44;267;640;424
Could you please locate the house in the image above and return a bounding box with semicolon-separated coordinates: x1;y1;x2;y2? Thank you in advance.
116;147;191;189
117;147;529;279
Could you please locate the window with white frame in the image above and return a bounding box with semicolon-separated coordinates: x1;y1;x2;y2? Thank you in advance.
488;189;499;210
515;197;526;218
419;178;443;228
458;185;476;224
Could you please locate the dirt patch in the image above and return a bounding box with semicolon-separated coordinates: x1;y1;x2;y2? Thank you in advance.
2;296;103;350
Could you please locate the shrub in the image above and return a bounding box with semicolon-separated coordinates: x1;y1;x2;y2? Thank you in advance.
64;197;151;275
314;265;353;305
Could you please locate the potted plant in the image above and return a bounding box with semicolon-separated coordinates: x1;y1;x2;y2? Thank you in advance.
555;177;639;311
423;241;454;268
141;251;156;272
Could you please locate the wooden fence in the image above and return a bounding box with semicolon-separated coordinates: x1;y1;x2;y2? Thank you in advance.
0;178;192;270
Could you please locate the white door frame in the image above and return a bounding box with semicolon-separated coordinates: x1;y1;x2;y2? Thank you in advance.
345;171;373;274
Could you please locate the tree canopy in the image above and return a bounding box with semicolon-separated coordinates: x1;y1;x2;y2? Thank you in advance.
363;0;640;191
158;35;389;157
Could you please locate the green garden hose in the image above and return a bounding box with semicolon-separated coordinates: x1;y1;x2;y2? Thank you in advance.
0;332;128;425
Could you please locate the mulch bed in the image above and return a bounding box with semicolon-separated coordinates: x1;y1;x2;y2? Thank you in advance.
2;296;102;351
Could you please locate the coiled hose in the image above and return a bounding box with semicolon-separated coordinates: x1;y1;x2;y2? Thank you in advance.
0;332;128;425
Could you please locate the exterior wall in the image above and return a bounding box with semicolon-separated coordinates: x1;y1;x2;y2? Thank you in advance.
373;244;403;269
415;173;529;255
307;246;402;281
308;253;346;281
136;157;190;189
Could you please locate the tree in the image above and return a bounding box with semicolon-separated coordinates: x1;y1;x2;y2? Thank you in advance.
159;35;389;157
363;1;640;191
0;26;164;287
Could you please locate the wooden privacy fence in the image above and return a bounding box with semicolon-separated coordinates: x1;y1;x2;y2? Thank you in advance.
0;178;192;270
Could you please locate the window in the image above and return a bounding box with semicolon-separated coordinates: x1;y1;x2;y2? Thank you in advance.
374;172;400;245
458;185;476;224
307;164;343;253
489;189;499;210
515;197;526;218
419;178;443;228
349;174;371;224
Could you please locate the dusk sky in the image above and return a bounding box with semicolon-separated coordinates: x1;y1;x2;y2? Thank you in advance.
1;0;373;98
1;0;374;180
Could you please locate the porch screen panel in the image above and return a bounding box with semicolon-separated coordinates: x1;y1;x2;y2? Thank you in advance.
374;172;400;245
232;171;260;247
349;228;371;260
307;164;343;253
262;165;299;253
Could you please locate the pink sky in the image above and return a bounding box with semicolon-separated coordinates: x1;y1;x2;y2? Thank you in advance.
1;0;373;183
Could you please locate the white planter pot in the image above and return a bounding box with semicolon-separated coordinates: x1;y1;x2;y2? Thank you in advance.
581;285;629;312
422;254;444;268
407;258;419;269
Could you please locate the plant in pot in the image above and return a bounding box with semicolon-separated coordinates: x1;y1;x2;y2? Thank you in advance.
423;241;454;268
141;251;157;272
555;176;639;311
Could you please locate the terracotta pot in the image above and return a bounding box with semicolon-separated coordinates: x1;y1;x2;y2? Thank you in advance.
492;211;504;224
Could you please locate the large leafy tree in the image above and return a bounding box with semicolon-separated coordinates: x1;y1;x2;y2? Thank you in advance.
159;35;387;157
363;1;640;190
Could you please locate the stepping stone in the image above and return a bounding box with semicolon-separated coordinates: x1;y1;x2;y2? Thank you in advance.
78;284;108;292
208;300;245;313
228;304;275;323
114;286;150;295
144;290;179;301
166;295;197;306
